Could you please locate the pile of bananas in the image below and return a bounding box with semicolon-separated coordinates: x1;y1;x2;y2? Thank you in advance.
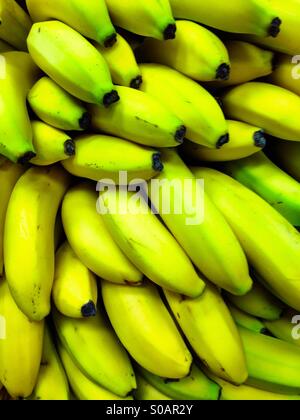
1;0;300;402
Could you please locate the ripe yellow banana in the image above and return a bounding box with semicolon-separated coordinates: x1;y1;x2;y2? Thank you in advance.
0;51;39;163
26;0;116;47
192;167;300;311
228;304;266;334
183;120;266;162
102;280;192;379
264;310;300;347
62;134;163;184
4;165;71;321
62;183;142;285
30;120;75;166
0;39;13;52
105;0;176;40
53;242;98;319
269;54;300;96
99;188;205;297
53;306;136;397
28;77;90;131
90;86;186;148
149;150;251;295
222;82;300;141
95;33;142;88
270;140;300;182
134;375;172;401
0;0;32;50
137;20;230;82
31;326;69;400
0;278;44;399
140;63;228;148
27;21;119;106
164;282;248;385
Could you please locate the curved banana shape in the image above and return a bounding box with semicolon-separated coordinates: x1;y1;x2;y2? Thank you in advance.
90;86;186;148
62;134;163;184
224;151;300;226
192;167;300;311
30;121;75;166
268;54;300;95
53;306;136;397
105;0;176;40
0;52;40;163
31;326;69;400
0;0;32;50
164;282;248;385
228;304;266;334
134;375;172;400
264;310;300;347
27;21;119;106
100;188;205;297
28;77;90;131
0;39;13;52
4;165;71;321
222;82;300;141
149;150;251;295
270;140;300;182
96;33;142;88
137;20;230;82
26;0;116;47
62;183;142;285
0;278;44;399
102;280;192;379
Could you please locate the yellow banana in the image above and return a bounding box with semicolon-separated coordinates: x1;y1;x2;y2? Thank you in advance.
270;140;300;182
102;280;192;379
28;77;90;131
268;54;300;95
62;183;142;285
0;278;44;399
53;241;98;318
0;39;13;52
134;375;172;401
90;86;186;148
0;0;32;50
140;63;228;148
4;165;71;321
264;309;300;347
228;304;266;334
27;21;119;106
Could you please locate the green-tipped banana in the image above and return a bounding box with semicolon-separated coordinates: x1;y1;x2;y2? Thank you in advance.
270;140;300;182
0;0;32;50
264;310;300;347
228;304;267;334
134;375;173;401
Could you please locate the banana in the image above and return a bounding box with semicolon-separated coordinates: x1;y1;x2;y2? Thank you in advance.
134;375;172;400
62;183;142;285
62;134;163;184
0;160;25;275
95;33;142;88
26;0;116;47
270;140;300;182
30;121;75;166
140;63;228;148
264;310;300;347
102;280;192;379
4;165;71;321
137;20;230;82
222;82;300;141
0;51;39;163
137;364;220;400
0;39;13;52
31;326;69;400
53;306;136;397
58;342;132;401
223;151;300;226
169;0;281;37
90;86;186;148
164;282;248;385
52;242;98;319
239;325;300;394
104;0;176;40
99;188;205;297
268;54;300;96
27;21;119;106
228;304;266;334
0;0;32;50
192;167;300;311
28;77;90;131
0;278;44;399
149;150;252;295
182;120;266;162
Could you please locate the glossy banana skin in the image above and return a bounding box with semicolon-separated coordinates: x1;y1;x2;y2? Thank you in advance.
0;0;32;50
228;304;266;334
268;54;300;95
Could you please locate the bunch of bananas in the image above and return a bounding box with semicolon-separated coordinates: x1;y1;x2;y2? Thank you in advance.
1;0;300;402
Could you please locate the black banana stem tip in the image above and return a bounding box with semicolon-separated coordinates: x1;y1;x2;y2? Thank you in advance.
254;131;267;148
64;139;76;156
79;112;91;130
130;75;143;89
18;151;36;165
163;24;177;40
104;33;117;48
81;300;97;318
268;17;282;38
152;153;164;172
216;63;230;81
175;125;187;144
216;134;229;149
103;90;120;107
